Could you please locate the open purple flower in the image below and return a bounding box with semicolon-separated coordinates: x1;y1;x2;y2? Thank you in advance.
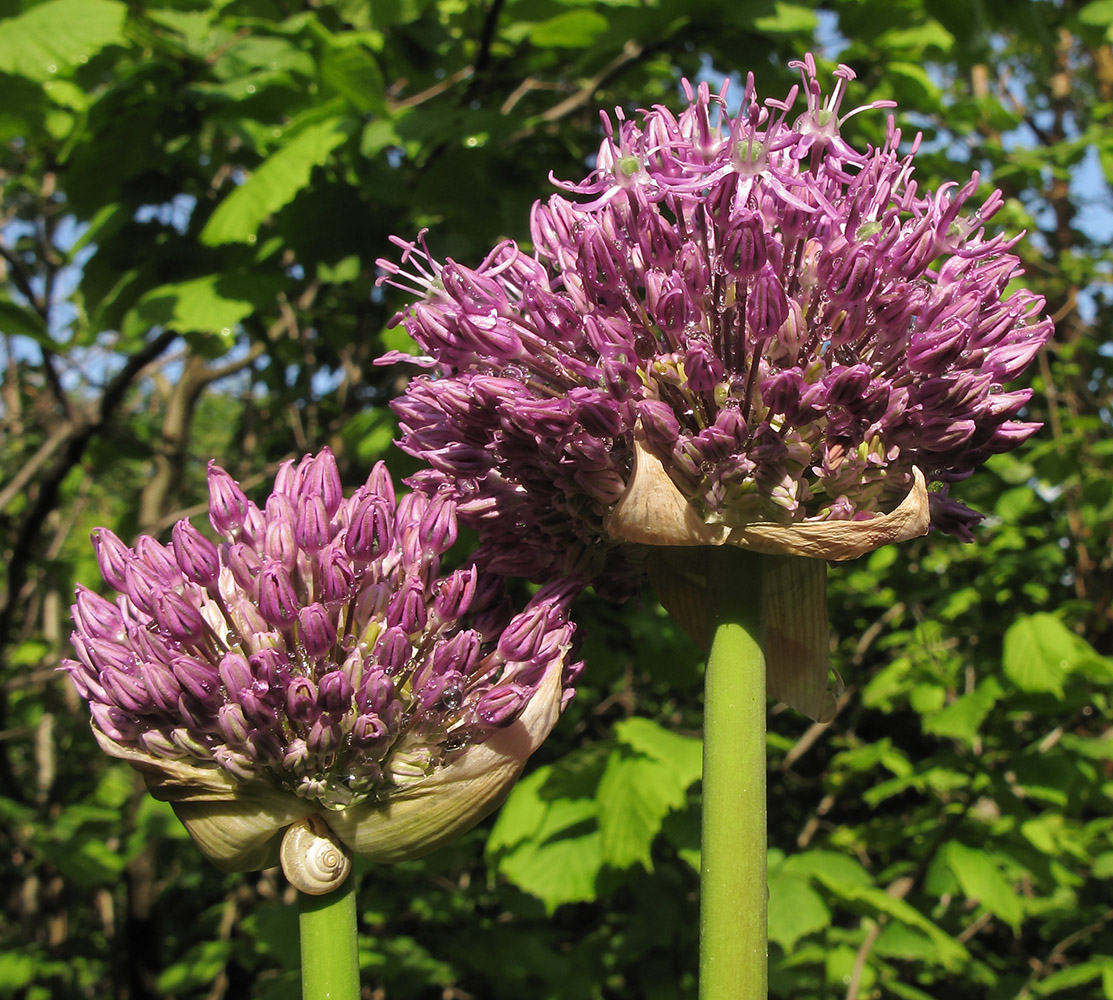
377;56;1052;585
63;449;581;874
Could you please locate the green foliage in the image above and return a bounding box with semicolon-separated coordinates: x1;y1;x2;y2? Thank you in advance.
2;0;1112;997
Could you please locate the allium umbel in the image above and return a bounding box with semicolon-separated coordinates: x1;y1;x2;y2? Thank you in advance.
378;57;1052;583
63;450;581;873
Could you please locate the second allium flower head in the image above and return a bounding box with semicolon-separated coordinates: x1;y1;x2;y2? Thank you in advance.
63;450;581;871
378;55;1053;583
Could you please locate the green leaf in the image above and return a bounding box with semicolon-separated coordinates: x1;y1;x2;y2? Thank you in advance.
767;874;829;951
995;485;1037;521
922;677;1002;743
798;856;968;969
0;297;49;340
201;118;350;245
781;850;873;888
885;61;940;104
945;842;1023;931
487;753;605;912
752;2;818;34
529;11;609;48
124;274;282;339
155;940;233;993
320;43;386;114
876;19;955;53
0;0;126;81
1035;959;1108;995
596;749;686;871
0;952;35;990
614;717;702;788
1003;614;1086;697
1080;0;1113;28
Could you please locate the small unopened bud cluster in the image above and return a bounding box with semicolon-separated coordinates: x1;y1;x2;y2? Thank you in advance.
64;450;581;810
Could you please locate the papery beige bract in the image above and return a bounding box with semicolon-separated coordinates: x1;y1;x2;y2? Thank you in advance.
92;656;566;871
610;434;930;720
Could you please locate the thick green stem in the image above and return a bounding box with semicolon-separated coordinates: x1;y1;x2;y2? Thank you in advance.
700;548;767;1000
297;878;360;1000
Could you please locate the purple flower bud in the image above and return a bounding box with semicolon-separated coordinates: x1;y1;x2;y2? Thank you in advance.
317;546;356;603
345;495;393;562
637;399;682;456
433;567;478;624
318;671;354;714
217;703;250;745
91;528;132;592
225;542;263;593
417;668;466;710
102;668;151;714
247;729;283;763
497;605;551;664
298;603;337;658
746;265;789;345
425;631;481;683
134;536;178;580
722;212;767;280
296;495;332;554
172;521;220;587
928;490;985;542
239;690;279;729
207;463;250;539
286;676;320;726
153;587;207;643
307;716;342;755
172;655;221;707
367;460;396;505
91;703;141;742
263;510;298;570
826;365;873;408
360;669;396;715
373;626;412;676
475;684;527;727
352;713;389;747
72;586;125;641
123;563;159;616
387;578;428;635
305;448;343;519
218;652;253;700
257;563;299;628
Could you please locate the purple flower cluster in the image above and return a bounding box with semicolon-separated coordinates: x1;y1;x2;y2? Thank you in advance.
63;450;581;811
378;56;1052;580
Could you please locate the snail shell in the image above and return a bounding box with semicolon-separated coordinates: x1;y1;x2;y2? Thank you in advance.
280;816;352;895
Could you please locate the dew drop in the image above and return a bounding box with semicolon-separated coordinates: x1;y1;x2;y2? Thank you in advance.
46;63;57;73
443;731;471;752
440;684;464;710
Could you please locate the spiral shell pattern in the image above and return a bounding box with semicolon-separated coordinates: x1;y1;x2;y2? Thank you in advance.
279;816;352;895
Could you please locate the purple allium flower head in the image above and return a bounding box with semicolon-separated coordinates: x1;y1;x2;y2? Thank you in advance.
377;56;1052;584
63;449;582;870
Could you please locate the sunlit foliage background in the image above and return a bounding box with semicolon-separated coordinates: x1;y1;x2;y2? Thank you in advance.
1;0;1112;997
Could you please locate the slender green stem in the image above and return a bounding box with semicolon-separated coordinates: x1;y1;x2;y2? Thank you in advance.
297;878;360;1000
700;547;767;1000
